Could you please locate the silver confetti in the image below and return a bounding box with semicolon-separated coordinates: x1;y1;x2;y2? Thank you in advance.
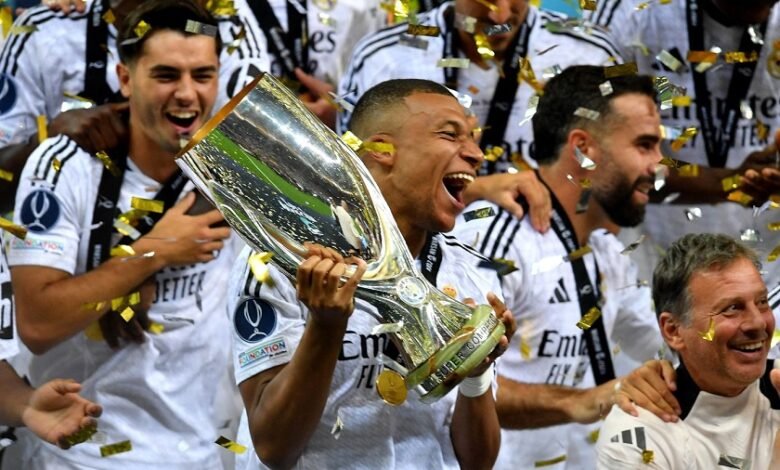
542;65;563;79
574;107;600;121
330;413;344;439
437;58;470;68
620;235;646;255
740;228;761;243
518;94;539;127
747;25;764;45
371;321;404;335
656;49;684;72
654;164;667;191
684;207;702;221
454;13;476;33
399;34;429;50
484;23;511;36
574;147;597;170
599;80;613;96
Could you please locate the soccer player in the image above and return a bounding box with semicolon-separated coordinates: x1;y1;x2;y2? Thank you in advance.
230;78;514;469
597;233;779;468
452;64;667;468
7;2;236;467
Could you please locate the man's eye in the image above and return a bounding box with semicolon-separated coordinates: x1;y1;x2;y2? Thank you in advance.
438;131;457;140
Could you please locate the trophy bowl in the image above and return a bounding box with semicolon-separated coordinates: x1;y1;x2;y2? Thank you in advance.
176;73;505;402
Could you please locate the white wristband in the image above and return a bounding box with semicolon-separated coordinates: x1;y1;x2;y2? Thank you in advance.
458;365;494;398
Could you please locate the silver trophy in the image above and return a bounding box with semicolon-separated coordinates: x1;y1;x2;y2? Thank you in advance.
176;73;505;403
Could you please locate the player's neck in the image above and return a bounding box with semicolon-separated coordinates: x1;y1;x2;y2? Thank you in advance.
128;127;179;183
539;164;607;247
396;218;428;259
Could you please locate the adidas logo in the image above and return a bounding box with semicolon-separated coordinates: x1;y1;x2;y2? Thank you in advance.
609;426;647;450
548;278;571;303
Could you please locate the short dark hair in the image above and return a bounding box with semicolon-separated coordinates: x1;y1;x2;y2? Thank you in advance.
532;65;655;164
118;0;222;65
652;233;761;324
349;79;455;138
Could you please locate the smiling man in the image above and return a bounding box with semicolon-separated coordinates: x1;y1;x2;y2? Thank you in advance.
230;78;515;470
453;65;666;468
7;1;236;468
597;233;780;469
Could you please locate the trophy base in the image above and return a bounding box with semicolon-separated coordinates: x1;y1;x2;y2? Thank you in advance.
405;306;506;404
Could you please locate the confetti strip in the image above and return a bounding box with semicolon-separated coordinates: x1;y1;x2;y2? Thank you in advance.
317;12;337;27
437;58;470;68
8;24;36;35
699;318;715;341
184;19;218;37
642;449;654;464
100;440;133;457
477;257;518;276
654;165;666;191
484;23;511;36
0;217;27;239
226;24;246;55
131;197;165;213
134;20;151;38
687;50;718;63
621;235;646;254
768;222;780;231
672;96;692;106
110;244;136;257
574;107;600;121
474;33;495;60
726;190;753;206
215;436;247;454
484;146;504;162
576;307;602;330
330;414;344;439
518;58;544;93
534;454;567;467
62;423;98;447
463;206;496;221
656;50;683;71
473;0;498;11
371;321;405;335
149;322;165;334
119;307;135;322
206;0;238;16
580;0;596;10
604;62;638;78
102;9;116;24
724;51;758;63
721;175;742;192
95;151;121;177
685;207;702;220
574;148;597;170
678;164;700;177
566;245;592;261
407;24;440;36
249;252;274;284
454;13;476;33
0;168;12;182
37;115;47;143
599;80;613;96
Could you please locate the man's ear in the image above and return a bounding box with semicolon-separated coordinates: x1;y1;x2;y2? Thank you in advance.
360;134;395;168
659;312;686;352
117;62;132;99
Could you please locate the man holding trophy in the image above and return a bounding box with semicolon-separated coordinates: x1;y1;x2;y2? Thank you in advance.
212;78;515;469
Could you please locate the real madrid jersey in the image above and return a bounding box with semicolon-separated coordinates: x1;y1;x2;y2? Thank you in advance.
336;1;619;171
6;136;237;470
0;232;17;362
239;0;385;86
0;0;268;145
596;361;780;469
229;233;502;470
592;0;780;288
451;199;663;470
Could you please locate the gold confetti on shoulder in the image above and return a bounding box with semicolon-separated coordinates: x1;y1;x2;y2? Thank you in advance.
100;440;132;457
604;62;638;78
215;436;247;454
535;454;567;467
642;449;654;464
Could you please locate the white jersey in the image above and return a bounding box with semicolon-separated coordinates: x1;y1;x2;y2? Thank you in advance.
337;2;619;170
451;199;663;470
591;0;780;287
0;232;17;362
240;0;385;86
0;0;268;145
229;233;502;470
596;362;780;469
7;136;237;469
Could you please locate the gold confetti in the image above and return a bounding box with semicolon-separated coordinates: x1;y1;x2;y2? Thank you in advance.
580;0;597;10
484;146;504;162
51;158;62;172
567;245;592;261
535;454;567;467
95;151;121;177
576;178;593;213
407;24;440;36
588;429;600;443
0;168;12;182
768;222;780;231
721;175;742;192
102;9;116;24
672;96;692;106
520;336;531;359
441;285;457;298
677;164;699;177
249;252;274;284
468;85;480;94
100;440;132;457
361;142;395;153
660;156;679;168
149;322;165;334
62;422;97;447
700;318;715;341
110;244;136;257
642;449;654;464
518;58;544;93
0;7;12;39
727;190;753;206
184;19;218;37
474;0;498;11
128;291;141;306
671;127;698;151
37;115;47;143
317;12;337;27
478;257;518;275
604;62;638;78
84;321;104;340
437;57;470;68
114;219;141;239
576;307;602;330
134;20;151;39
634;2;649;10
724;51;758;63
119;307;135;322
687;50;718;63
0;217;27;239
215;436;247;454
474;33;495;61
8;24;36;35
206;0;237;16
341;131;362;152
131;197;164;213
756;120;769;141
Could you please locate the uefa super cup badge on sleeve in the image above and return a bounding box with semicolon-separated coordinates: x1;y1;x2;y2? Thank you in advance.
176;74;505;403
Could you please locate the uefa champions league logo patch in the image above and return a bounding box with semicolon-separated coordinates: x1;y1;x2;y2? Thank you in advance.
234;297;277;343
0;73;16;115
20;188;61;233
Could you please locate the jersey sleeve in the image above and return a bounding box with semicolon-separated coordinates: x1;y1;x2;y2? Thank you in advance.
0;233;18;362
229;246;306;385
7;136;88;275
596;406;684;469
0;8;57;145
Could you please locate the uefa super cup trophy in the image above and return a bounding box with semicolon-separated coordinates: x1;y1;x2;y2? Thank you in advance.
176;73;505;403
